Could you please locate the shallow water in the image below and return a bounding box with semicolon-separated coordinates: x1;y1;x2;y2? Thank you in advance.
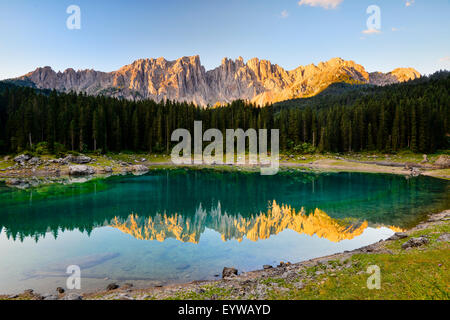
0;169;448;294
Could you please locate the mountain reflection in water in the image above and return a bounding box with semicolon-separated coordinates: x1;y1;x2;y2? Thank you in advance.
111;201;403;243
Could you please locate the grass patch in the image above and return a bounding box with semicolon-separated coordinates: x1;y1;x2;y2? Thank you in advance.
266;222;449;300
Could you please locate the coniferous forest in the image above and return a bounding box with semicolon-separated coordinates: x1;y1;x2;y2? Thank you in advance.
0;72;448;155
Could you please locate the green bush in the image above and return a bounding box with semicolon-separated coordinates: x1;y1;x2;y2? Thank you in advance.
293;143;316;154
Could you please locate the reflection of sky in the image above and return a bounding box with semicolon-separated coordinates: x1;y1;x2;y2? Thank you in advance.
0;221;395;295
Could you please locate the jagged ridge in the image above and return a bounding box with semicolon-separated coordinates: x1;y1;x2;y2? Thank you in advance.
13;56;421;106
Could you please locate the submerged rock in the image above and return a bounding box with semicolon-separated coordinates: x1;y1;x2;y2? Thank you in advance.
5;178;29;189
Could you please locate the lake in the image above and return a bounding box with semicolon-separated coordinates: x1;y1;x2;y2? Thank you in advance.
0;169;448;294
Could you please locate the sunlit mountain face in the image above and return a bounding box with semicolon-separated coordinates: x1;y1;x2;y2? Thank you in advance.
0;169;448;294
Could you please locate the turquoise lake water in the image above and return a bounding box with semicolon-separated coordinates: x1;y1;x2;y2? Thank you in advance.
0;169;448;294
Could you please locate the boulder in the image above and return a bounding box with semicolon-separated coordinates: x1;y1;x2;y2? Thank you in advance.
222;267;238;279
69;165;95;176
42;293;58;300
437;233;450;243
28;157;41;165
404;162;418;170
401;236;429;249
421;154;428;164
14;154;31;163
65;154;92;164
63;293;82;300
387;232;408;241
106;283;119;291
434;155;450;169
263;265;273;270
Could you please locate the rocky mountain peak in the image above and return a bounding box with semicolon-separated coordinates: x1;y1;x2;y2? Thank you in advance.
13;56;421;106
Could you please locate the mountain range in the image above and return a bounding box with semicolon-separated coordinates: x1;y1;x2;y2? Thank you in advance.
10;56;421;106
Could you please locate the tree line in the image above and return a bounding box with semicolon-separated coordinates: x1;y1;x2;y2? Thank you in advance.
0;72;448;155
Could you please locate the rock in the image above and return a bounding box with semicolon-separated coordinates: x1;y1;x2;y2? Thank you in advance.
63;293;82;300
222;267;238;279
103;166;113;173
66;155;92;164
122;283;134;289
277;261;291;267
411;167;421;177
23;289;34;295
434;155;450;168
131;165;149;172
14;154;31;163
130;164;149;175
5;178;28;188
387;232;408;241
42;293;58;300
69;165;95;176
106;283;119;291
28;157;41;165
315;270;324;275
404;162;418;170
56;287;65;294
401;236;429;249
263;265;273;270
437;233;450;242
293;282;304;290
117;293;134;300
421;154;428;163
427;211;450;222
8;294;18;299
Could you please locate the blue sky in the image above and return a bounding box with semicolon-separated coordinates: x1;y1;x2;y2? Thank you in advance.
0;0;449;80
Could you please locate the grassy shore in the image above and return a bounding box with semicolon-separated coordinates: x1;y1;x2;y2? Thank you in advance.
1;151;449;181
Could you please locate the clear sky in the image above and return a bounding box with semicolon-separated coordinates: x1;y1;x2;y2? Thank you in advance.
0;0;449;80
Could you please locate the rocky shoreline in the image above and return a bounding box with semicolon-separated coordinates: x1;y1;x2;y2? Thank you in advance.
2;209;448;300
1;153;449;190
0;153;152;189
